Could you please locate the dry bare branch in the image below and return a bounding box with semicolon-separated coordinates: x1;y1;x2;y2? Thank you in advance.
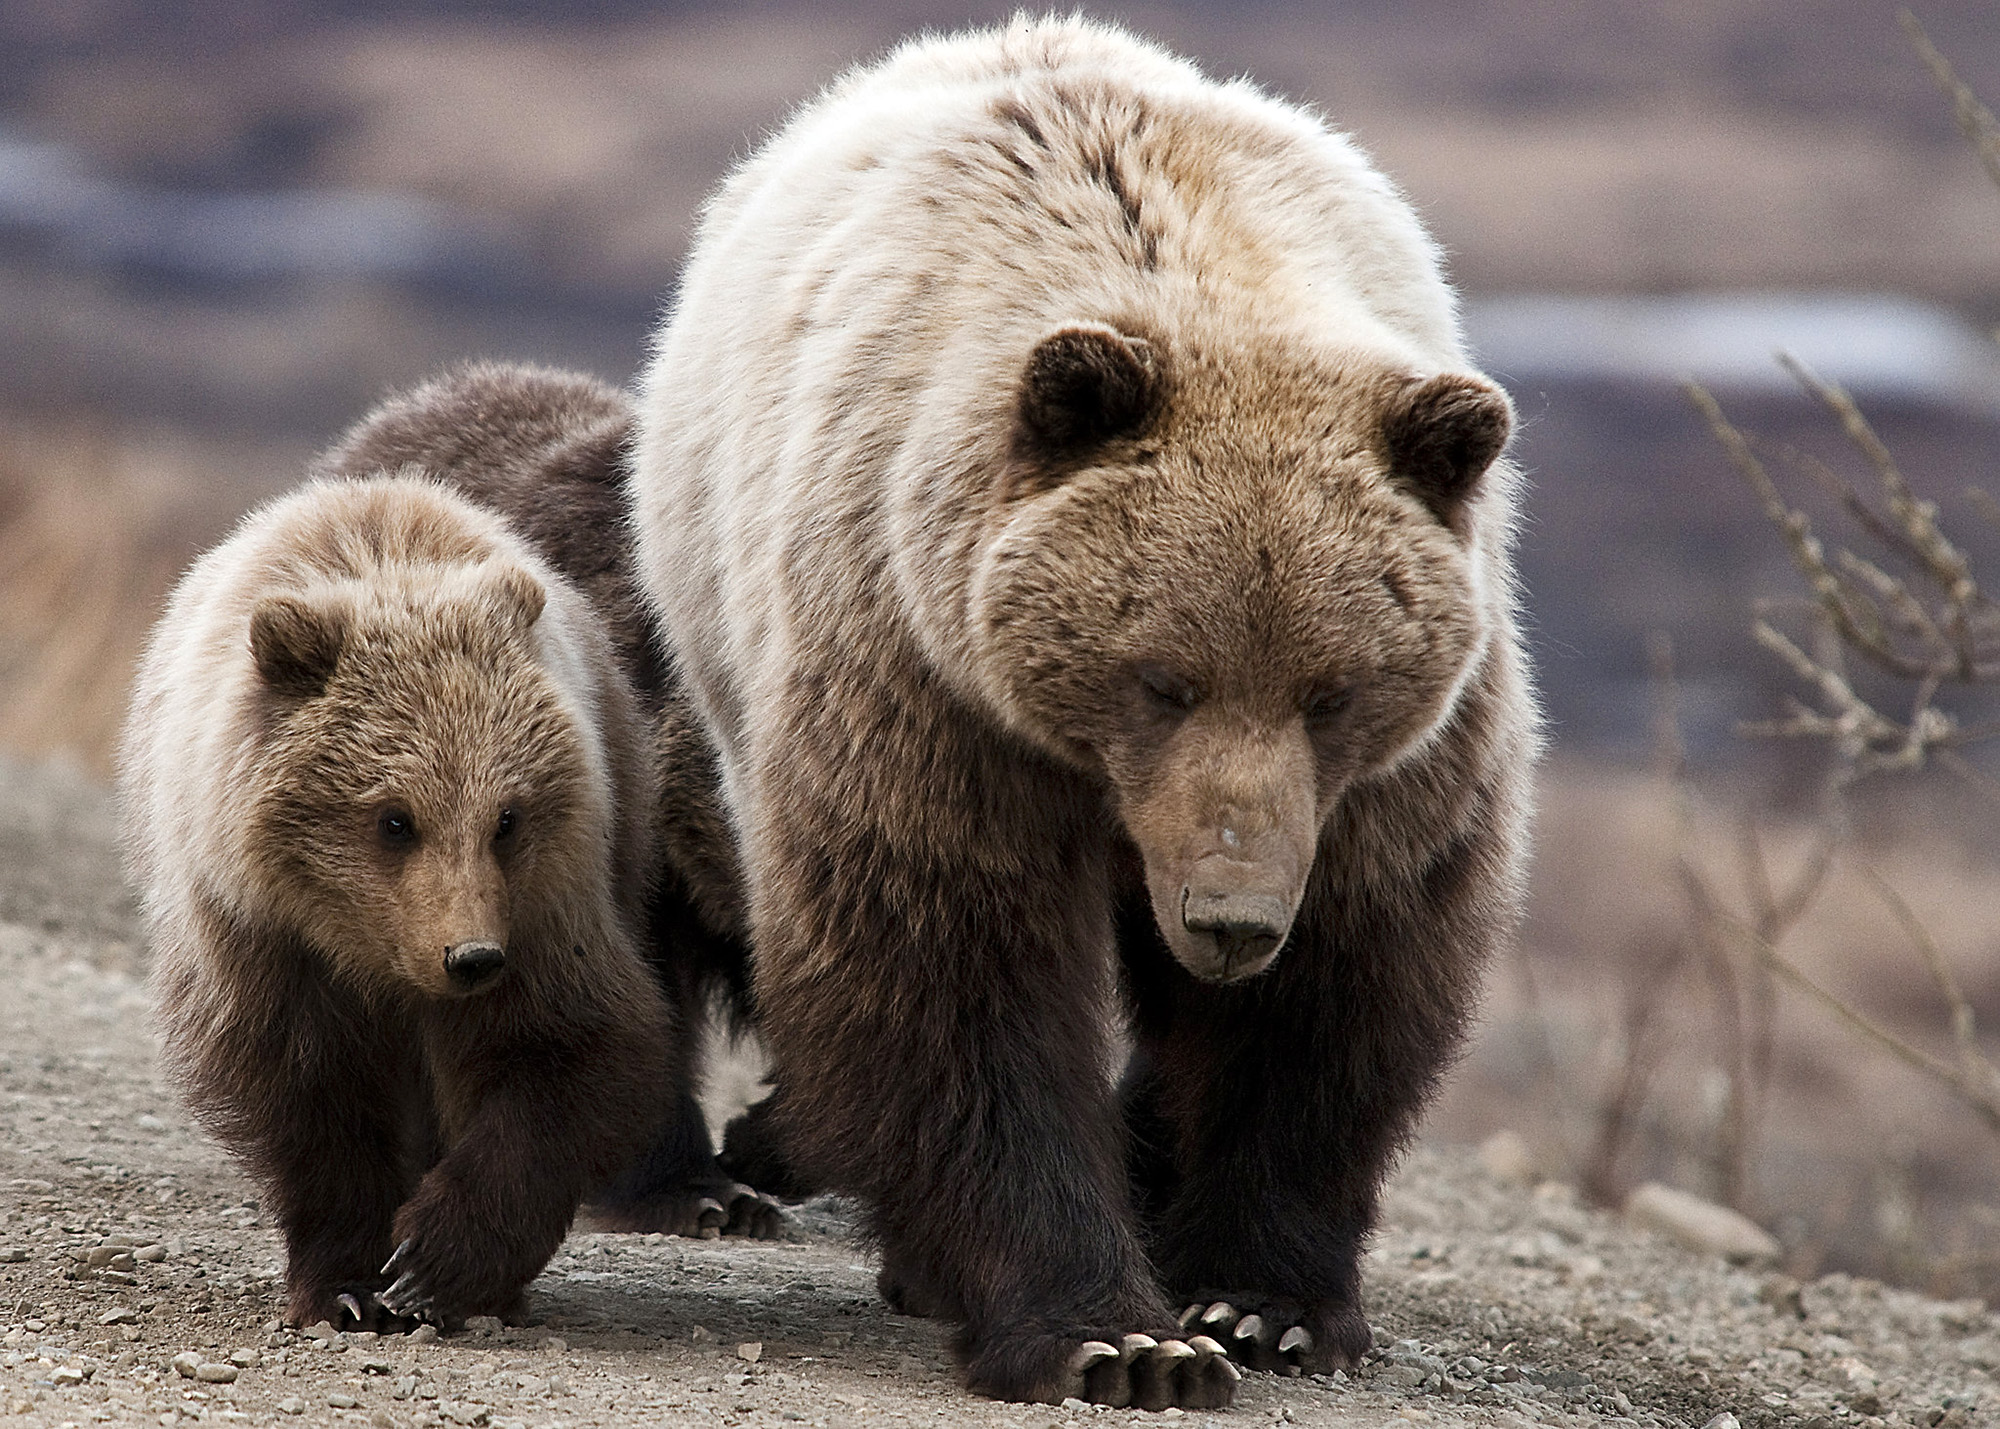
1902;7;2000;195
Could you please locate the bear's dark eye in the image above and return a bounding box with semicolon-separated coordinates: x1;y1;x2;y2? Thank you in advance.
495;807;519;843
1134;663;1200;719
376;808;418;849
1305;686;1353;726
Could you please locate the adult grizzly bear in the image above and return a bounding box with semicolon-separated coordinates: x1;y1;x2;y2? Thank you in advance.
312;361;790;1234
631;16;1536;1411
121;475;681;1328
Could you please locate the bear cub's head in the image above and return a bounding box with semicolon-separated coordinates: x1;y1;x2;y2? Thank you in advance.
246;554;602;1001
975;321;1513;984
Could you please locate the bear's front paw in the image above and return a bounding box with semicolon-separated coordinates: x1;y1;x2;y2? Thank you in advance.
1178;1296;1371;1375
375;1239;443;1326
966;1330;1239;1410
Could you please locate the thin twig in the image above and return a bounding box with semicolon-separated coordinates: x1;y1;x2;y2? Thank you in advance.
1902;7;2000;195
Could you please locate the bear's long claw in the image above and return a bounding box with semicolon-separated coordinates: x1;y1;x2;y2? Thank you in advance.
337;1293;366;1326
380;1239;414;1278
1279;1325;1312;1355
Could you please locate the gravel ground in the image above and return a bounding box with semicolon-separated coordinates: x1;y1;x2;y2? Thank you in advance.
2;756;1996;1429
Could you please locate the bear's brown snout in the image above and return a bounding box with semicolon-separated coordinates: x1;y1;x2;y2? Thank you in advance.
1181;870;1290;978
443;939;507;992
1177;853;1294;982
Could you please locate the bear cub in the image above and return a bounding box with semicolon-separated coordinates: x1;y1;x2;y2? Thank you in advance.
121;474;678;1328
311;359;789;1236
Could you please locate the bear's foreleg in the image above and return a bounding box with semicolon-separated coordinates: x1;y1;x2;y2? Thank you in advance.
748;757;1238;1411
161;935;423;1330
1120;830;1495;1376
389;972;674;1326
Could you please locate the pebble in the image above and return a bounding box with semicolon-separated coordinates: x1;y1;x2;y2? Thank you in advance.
328;1392;359;1408
275;1398;305;1415
97;1308;138;1325
171;1351;202;1378
0;1250;24;1264
1700;1415;1741;1429
1479;1129;1538;1184
736;1341;763;1363
409;1324;439;1344
1624;1183;1781;1265
196;1363;238;1383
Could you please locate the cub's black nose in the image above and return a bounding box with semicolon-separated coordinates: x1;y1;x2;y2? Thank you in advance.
444;940;507;990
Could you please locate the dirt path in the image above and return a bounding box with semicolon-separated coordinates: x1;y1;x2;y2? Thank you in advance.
2;756;1995;1429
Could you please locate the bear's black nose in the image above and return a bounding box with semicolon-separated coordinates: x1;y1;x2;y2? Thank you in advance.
444;940;507;990
1183;892;1288;971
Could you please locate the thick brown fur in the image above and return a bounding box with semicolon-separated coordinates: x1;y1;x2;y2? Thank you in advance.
312;362;780;1238
120;475;681;1328
631;17;1539;1409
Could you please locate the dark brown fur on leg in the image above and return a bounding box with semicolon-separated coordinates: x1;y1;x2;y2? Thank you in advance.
1118;696;1523;1376
748;679;1235;1408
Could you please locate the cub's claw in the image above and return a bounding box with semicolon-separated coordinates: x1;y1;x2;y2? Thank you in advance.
374;1240;439;1324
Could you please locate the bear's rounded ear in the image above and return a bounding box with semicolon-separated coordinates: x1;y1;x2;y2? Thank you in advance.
1380;372;1513;532
249;594;344;699
487;563;546;631
1011;322;1164;473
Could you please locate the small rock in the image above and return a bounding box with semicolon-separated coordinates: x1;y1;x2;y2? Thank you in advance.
1479;1129;1537;1184
49;1365;84;1386
1700;1415;1740;1429
408;1324;439;1344
462;1315;502;1336
1060;1398;1090;1412
1760;1275;1807;1319
736;1341;763;1363
0;1250;25;1264
690;1325;714;1343
135;1245;168;1263
97;1308;138;1326
328;1392;359;1408
171;1351;202;1378
195;1363;237;1383
1624;1183;1781;1265
228;1349;256;1368
276;1398;305;1415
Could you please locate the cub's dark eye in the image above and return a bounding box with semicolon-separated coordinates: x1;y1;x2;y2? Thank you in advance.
1134;663;1200;718
495;807;519;842
1305;686;1353;725
376;808;418;849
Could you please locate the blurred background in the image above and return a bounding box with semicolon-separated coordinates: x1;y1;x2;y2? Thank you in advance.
2;0;1998;1303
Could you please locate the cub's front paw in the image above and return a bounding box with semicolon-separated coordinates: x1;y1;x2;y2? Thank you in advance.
965;1329;1239;1410
375;1238;443;1326
1178;1295;1371;1375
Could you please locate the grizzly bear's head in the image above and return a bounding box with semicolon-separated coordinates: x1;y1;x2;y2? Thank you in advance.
973;322;1512;983
243;557;608;1001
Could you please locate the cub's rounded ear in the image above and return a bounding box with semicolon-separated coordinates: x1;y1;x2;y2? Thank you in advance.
249;594;345;699
1012;322;1164;470
485;563;547;630
1380;372;1513;531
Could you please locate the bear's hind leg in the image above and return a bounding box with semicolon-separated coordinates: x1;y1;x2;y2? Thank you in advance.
586;1086;785;1239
